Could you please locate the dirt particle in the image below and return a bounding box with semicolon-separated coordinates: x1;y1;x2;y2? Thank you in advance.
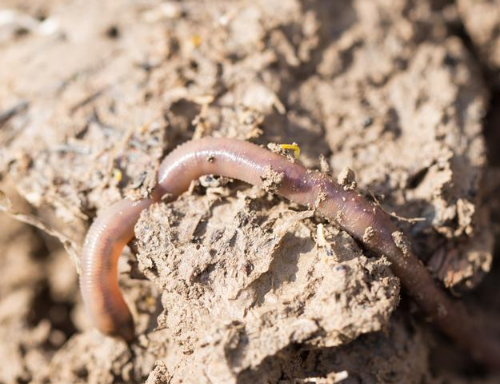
335;210;345;224
207;155;215;163
456;198;475;236
337;167;357;191
392;231;411;257
363;226;375;243
314;190;327;209
105;25;120;39
362;116;374;128
146;361;171;384
316;223;338;262
260;165;284;193
243;262;254;276
319;154;331;174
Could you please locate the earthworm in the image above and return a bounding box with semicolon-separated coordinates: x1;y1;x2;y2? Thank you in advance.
80;137;500;369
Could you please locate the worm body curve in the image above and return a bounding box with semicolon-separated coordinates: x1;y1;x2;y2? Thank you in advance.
80;138;500;369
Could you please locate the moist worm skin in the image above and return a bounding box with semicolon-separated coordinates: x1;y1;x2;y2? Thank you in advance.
80;198;153;340
80;138;500;369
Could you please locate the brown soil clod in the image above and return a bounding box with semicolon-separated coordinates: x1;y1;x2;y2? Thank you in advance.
391;231;411;257
336;167;357;191
260;165;285;193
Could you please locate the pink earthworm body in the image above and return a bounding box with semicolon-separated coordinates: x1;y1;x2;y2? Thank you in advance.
80;137;500;369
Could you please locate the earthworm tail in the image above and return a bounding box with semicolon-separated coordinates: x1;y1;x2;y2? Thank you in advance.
80;138;500;369
80;198;153;340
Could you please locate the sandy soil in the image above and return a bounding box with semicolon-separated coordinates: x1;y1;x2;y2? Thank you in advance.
1;0;500;383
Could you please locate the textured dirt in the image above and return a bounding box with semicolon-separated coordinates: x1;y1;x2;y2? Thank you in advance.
1;0;500;383
458;0;500;83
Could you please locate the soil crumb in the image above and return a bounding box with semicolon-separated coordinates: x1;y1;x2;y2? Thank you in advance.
260;165;285;193
337;167;357;191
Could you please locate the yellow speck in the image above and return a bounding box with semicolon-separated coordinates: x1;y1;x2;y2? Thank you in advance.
140;122;150;134
146;295;156;307
191;34;202;47
112;169;123;182
279;143;300;159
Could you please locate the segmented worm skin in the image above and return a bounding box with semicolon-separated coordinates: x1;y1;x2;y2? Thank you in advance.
80;198;153;340
80;138;500;369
